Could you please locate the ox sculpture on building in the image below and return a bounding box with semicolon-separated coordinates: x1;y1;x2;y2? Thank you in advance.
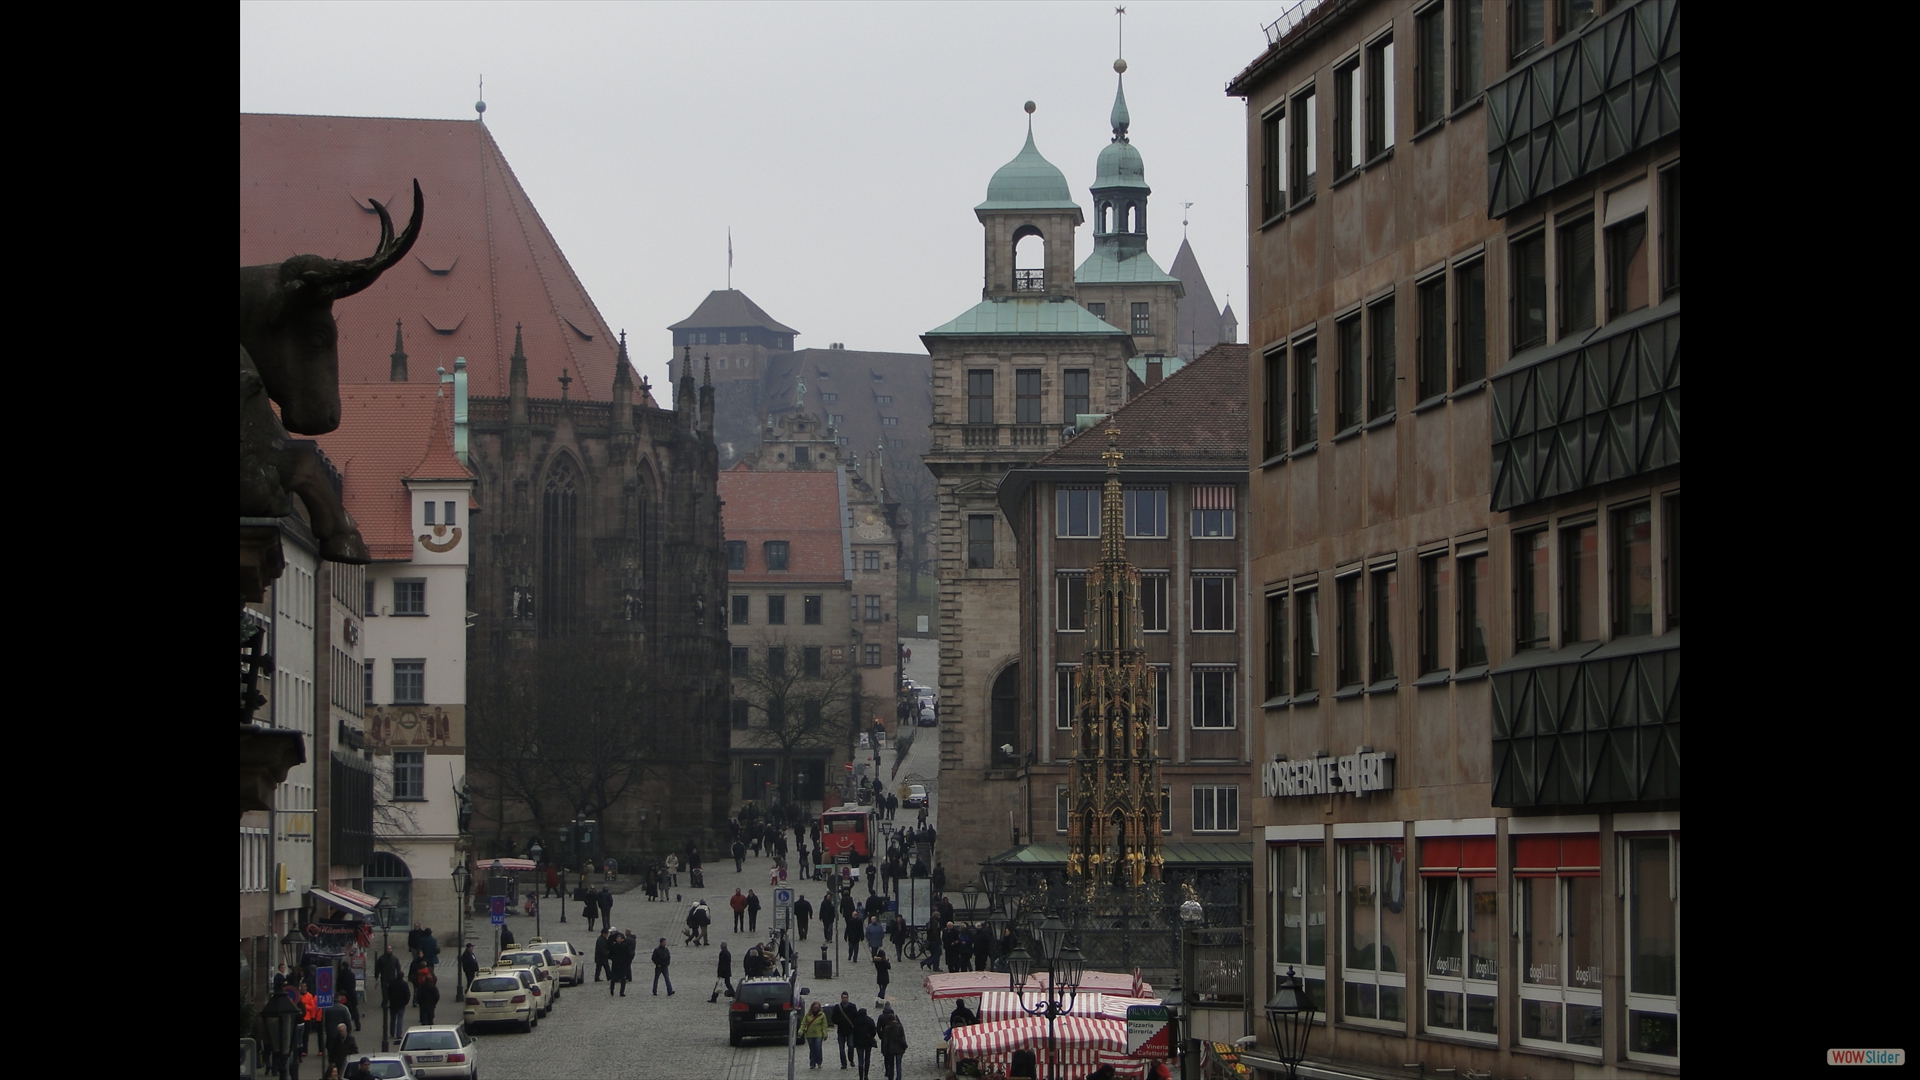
239;180;423;564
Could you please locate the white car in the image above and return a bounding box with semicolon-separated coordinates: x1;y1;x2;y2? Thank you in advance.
526;938;585;986
463;969;537;1032
398;1025;478;1079
496;950;560;1014
348;1054;415;1079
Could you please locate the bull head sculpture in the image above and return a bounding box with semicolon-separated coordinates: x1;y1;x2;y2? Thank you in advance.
239;179;423;434
239;180;422;564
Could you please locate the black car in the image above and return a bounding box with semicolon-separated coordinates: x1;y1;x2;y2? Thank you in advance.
728;977;797;1045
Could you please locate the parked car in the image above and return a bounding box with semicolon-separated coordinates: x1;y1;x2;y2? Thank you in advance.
496;950;560;1015
728;977;799;1046
527;937;585;986
904;784;929;809
398;1024;479;1079
463;969;537;1032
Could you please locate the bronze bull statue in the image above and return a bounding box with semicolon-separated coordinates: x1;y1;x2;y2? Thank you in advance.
240;181;422;563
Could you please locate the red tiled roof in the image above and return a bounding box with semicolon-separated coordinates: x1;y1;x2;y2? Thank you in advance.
315;384;473;561
1039;343;1249;467
240;114;653;406
717;469;848;583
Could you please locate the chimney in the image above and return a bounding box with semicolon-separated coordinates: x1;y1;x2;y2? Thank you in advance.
1146;358;1163;387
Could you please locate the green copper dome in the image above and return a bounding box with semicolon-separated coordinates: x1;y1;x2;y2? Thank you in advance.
978;128;1081;211
1094;77;1149;191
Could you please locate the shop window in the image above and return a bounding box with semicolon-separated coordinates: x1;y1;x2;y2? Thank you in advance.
1516;835;1604;1054
1624;835;1680;1062
1342;841;1407;1025
1420;837;1498;1040
1272;844;1328;1010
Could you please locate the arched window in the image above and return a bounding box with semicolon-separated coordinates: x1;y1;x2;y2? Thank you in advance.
366;851;413;926
991;664;1020;766
540;458;580;637
1013;227;1045;292
1099;202;1114;234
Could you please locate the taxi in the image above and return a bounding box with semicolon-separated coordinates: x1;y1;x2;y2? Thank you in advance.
398;1024;479;1079
462;968;537;1032
495;949;561;1016
526;937;585;987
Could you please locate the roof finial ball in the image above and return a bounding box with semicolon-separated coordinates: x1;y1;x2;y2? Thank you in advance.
1114;58;1127;74
1025;100;1036;115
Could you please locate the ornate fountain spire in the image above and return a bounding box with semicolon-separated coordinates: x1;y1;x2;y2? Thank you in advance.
1067;425;1163;888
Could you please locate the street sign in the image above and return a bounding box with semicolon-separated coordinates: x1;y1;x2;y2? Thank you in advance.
773;886;793;931
1126;1004;1172;1058
314;964;335;1009
490;896;506;927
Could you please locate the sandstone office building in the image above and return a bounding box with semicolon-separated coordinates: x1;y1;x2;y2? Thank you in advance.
1230;0;1679;1075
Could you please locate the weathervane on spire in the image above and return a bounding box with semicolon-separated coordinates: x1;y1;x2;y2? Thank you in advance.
1116;5;1126;58
475;75;486;119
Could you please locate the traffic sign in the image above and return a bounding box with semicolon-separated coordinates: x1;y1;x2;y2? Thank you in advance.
490;896;506;926
773;886;793;931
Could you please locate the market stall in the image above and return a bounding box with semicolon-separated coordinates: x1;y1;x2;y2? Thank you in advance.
947;1015;1132;1079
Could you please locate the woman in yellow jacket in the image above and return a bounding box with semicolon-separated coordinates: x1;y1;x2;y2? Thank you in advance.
800;1000;832;1070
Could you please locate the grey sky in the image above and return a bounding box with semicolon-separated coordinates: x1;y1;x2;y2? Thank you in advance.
240;1;1275;392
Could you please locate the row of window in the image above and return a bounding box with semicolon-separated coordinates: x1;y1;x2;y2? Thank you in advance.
1055;783;1239;834
1082;302;1152;336
1515;494;1679;650
274;670;314;736
363;658;426;706
277;563;316;630
419;499;459;527
1053;663;1240;732
239;826;270;892
1512;165;1679;352
966;369;1093;426
731;644;882;675
1054;486;1237;540
725;540;790;572
732;698;834;729
330;645;364;719
1271;829;1677;1062
363;578;428;617
1055;571;1237;634
859;551;885;573
682;331;790;349
727;593;882;626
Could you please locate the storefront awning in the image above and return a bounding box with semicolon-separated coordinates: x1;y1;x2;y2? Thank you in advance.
308;887;377;918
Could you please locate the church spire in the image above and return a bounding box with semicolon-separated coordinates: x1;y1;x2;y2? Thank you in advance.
1110;60;1131;141
389;319;409;382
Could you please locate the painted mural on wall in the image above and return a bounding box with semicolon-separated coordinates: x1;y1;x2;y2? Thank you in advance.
367;703;464;750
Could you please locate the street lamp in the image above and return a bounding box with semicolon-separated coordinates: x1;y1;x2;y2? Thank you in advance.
279;926;308;972
1176;899;1204;1080
529;842;544;938
451;863;472;996
1264;967;1317;1080
1010;904;1083;1080
375;896;395;1052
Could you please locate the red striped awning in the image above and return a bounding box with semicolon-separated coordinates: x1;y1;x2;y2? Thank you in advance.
481;858;538;873
948;1015;1129;1056
1191;485;1235;510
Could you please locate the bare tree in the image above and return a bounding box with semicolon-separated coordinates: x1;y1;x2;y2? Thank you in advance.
890;461;940;601
732;632;856;805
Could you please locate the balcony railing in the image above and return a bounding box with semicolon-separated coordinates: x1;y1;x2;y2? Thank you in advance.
1489;298;1678;512
1491;634;1679;807
1011;425;1054;447
963;424;999;448
1013;269;1045;292
1486;0;1680;218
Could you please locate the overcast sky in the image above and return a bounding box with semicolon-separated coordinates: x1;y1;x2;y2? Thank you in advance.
241;1;1279;392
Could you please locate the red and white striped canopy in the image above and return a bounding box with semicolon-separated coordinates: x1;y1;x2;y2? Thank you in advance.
482;858;537;872
975;991;1105;1023
923;970;1156;1001
948;1015;1129;1056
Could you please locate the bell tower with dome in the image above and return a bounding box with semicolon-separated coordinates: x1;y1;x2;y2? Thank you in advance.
976;102;1085;302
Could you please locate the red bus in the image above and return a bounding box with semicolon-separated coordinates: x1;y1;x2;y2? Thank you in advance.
818;807;878;867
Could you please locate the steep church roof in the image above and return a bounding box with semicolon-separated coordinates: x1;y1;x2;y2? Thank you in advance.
668;289;799;335
1169;237;1228;362
240;113;645;404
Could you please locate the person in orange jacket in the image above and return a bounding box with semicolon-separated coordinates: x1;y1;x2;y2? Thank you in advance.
299;981;324;1057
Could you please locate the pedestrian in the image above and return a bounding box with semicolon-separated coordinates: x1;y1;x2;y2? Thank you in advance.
598;884;614;929
327;1022;357;1077
346;1057;375;1080
651;937;675;996
879;1006;909;1080
299;980;323;1056
794;892;813;941
421;927;440;971
864;917;887;966
871;949;891;1000
733;839;748;873
931;862;946;895
609;931;634;996
730;888;748;932
594;928;611;982
458;943;478;998
920;917;943;970
584;885;601;929
407;922;426;958
845;912;864;961
852;1007;878;1080
888;915;907;961
382;968;410;1043
712;942;734;1001
643;866;659;903
827;991;859;1070
413;968;440;1026
545;861;560;898
747;889;762;931
498;922;515;950
948;997;977;1028
801;1000;831;1070
336;961;361;1031
973;925;990;973
697;899;713;944
666;852;680;887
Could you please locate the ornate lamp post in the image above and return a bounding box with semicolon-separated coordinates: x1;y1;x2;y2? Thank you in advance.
375;897;395;1051
279;926;309;973
1009;905;1085;1080
1176;899;1203;1080
1264;967;1317;1080
451;862;472;996
529;842;544;938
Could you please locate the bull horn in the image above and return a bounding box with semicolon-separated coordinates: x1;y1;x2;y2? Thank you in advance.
305;179;425;300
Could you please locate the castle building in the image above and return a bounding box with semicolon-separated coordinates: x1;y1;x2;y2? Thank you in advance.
241;112;732;868
925;62;1230;875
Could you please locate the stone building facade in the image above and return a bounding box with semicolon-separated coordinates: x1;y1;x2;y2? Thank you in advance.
1229;0;1680;1074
